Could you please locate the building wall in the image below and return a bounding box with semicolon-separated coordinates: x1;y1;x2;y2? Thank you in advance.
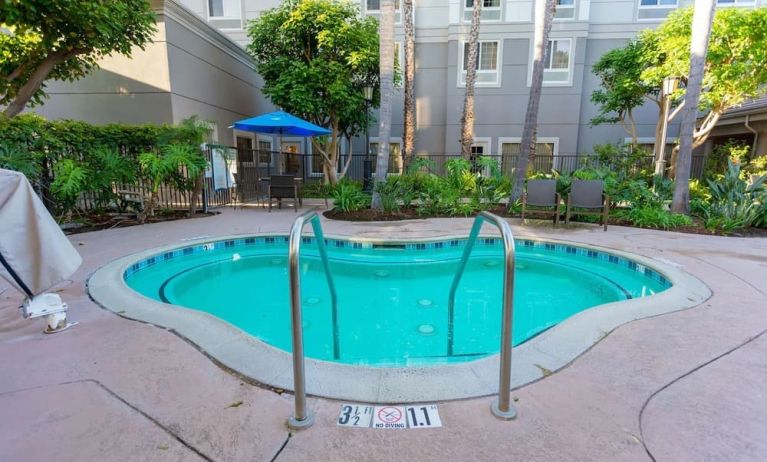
31;0;264;146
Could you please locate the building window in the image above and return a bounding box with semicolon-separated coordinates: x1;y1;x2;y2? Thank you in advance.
365;0;402;24
369;139;404;174
394;42;403;88
638;0;678;7
236;136;254;163
716;0;755;6
460;40;501;86
257;137;272;165
208;0;240;18
463;0;502;22
499;138;559;175
543;39;571;85
555;0;575;20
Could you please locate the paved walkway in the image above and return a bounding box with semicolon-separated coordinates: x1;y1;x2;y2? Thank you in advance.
1;205;765;462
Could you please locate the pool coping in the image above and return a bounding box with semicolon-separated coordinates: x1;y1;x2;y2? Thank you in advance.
87;233;711;404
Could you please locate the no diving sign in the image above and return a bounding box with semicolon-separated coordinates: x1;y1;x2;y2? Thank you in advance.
337;404;442;429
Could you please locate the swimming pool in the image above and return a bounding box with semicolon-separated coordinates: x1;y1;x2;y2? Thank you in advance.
123;235;670;367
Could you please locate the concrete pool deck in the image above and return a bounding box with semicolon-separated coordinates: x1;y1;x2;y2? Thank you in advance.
1;205;766;461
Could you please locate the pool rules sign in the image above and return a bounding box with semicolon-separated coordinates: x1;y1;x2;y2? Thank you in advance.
337;404;442;429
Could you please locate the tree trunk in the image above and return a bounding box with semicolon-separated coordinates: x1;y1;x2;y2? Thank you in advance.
402;0;416;166
460;0;482;158
510;0;556;201
3;48;79;118
372;0;396;210
671;0;716;214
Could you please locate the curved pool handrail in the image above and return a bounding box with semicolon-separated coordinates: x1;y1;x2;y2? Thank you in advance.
287;209;338;430
447;211;517;420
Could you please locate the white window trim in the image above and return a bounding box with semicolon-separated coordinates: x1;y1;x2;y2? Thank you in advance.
256;134;274;167
497;137;560;159
458;39;503;88
527;38;574;88
553;0;576;21
369;137;404;175
715;0;756;7
470;137;493;156
207;0;242;19
363;1;403;25
637;0;678;9
462;0;503;23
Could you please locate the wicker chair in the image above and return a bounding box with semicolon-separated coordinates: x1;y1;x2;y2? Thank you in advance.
521;179;561;226
566;180;610;231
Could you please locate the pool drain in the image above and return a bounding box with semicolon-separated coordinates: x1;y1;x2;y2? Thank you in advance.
270;258;282;265
484;260;500;267
305;297;321;305
417;298;433;307
374;270;390;278
417;324;435;335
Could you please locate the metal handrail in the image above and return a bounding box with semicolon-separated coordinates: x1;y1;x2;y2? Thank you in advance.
287;209;338;430
447;211;518;420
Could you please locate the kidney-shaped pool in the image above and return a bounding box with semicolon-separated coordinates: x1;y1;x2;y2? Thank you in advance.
123;235;670;367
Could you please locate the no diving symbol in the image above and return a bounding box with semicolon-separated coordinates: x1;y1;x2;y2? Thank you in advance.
377;407;402;424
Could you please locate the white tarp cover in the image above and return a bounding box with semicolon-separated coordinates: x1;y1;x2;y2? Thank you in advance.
0;169;82;297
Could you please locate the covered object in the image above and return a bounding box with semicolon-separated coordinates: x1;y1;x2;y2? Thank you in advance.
0;169;81;332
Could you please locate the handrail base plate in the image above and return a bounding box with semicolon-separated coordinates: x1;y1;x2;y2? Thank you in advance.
490;399;518;421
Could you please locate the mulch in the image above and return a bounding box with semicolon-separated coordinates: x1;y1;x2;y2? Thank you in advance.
61;210;217;235
324;207;767;237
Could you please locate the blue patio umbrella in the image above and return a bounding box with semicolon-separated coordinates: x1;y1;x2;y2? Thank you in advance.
232;110;331;138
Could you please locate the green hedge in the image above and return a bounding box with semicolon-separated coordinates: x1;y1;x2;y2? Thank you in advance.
0;114;210;218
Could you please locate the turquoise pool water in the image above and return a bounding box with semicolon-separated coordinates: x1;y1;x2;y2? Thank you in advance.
124;236;670;367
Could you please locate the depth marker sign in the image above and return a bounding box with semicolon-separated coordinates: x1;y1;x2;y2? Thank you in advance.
337;404;442;429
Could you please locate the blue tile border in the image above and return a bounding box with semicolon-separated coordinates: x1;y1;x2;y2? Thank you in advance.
122;235;672;289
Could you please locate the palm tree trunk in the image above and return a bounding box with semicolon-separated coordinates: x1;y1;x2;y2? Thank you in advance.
460;0;482;158
671;0;716;214
371;0;396;210
510;0;556;201
402;0;416;165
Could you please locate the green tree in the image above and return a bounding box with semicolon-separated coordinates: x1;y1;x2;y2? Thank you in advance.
590;6;767;157
247;0;380;184
590;38;658;145
0;0;156;117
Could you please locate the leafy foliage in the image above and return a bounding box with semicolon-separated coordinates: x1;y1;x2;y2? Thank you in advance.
139;144;207;218
331;180;369;212
0;0;156;116
247;0;379;183
695;160;767;232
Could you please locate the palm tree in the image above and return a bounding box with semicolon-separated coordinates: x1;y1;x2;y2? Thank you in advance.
511;0;556;201
671;0;716;213
402;0;416;165
459;0;482;158
372;0;396;210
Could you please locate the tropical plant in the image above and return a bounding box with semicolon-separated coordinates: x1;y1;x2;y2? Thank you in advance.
697;159;767;232
615;206;692;230
0;0;156;117
511;0;557;201
375;175;414;213
459;0;482;158
247;0;379;184
138;144;206;220
0;142;40;180
332;180;369;212
50;158;89;219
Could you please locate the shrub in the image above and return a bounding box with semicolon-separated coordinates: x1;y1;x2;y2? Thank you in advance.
331;180;369;212
616;206;692;230
697;160;767;232
374;175;413;213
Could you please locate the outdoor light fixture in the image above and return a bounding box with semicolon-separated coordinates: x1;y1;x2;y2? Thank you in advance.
654;76;680;176
363;85;374;102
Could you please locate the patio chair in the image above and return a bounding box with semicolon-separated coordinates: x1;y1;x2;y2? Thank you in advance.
566;180;610;231
521;179;561;226
268;175;299;212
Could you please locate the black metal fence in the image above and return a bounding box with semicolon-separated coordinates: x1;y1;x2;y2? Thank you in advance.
229;148;708;187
